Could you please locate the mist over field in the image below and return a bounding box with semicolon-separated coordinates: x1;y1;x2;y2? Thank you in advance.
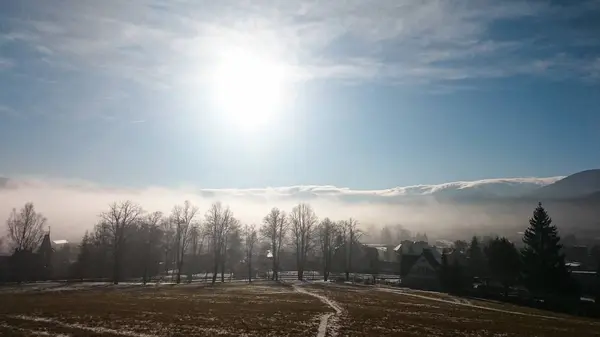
2;175;596;244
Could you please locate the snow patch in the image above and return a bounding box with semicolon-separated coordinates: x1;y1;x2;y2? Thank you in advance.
9;315;158;337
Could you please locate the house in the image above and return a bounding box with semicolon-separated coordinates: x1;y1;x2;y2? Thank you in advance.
394;240;442;262
38;233;54;280
394;240;443;289
399;248;441;290
0;230;64;282
363;243;397;262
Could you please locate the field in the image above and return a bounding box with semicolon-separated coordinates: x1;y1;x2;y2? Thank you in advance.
0;281;599;336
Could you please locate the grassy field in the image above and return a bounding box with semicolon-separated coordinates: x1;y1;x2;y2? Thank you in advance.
0;281;598;336
305;283;600;336
0;282;326;336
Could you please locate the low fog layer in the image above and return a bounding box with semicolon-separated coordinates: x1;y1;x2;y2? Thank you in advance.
0;176;595;244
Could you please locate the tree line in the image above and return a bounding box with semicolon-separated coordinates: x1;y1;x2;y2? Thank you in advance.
1;201;364;284
441;202;592;307
2;200;599;310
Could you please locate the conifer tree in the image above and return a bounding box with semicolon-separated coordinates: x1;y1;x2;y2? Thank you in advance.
521;203;573;297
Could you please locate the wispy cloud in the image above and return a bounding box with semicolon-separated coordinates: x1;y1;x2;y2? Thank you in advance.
0;105;19;118
0;57;14;70
2;0;599;91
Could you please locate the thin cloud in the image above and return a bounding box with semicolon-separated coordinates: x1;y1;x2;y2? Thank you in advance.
0;105;19;118
0;58;15;70
2;0;599;91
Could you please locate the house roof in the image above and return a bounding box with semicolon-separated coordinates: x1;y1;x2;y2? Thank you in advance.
422;249;440;268
400;254;420;277
400;249;440;277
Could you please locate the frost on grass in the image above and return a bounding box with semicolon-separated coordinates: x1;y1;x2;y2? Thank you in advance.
0;283;324;337
307;283;600;337
0;323;72;337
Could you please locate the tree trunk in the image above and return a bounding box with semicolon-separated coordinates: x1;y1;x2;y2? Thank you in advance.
348;240;353;282
176;259;184;284
113;247;120;285
248;259;252;283
211;263;218;284
298;257;304;281
164;251;169;275
211;250;219;284
220;257;225;283
143;263;148;285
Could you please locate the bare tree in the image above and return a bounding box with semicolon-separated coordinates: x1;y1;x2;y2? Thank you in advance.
100;201;143;284
260;207;288;281
340;218;360;281
160;218;175;276
243;224;258;282
187;223;204;281
205;202;235;284
140;211;163;284
222;222;240;282
289;203;317;280
318;218;339;281
6;202;46;252
171;200;199;284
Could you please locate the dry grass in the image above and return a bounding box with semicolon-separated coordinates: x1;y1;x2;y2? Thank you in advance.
306;283;600;337
0;282;325;337
2;281;599;337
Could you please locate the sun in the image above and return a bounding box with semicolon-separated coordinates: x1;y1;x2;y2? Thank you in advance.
210;48;289;130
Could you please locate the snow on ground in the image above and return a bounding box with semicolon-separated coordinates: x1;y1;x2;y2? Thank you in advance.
9;315;157;337
377;287;579;321
0;322;72;337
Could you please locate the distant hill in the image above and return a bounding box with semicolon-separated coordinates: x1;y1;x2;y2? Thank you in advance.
534;169;600;200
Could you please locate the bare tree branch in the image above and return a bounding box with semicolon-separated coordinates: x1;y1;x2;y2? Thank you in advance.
204;202;236;284
6;202;46;252
289;203;317;281
317;218;339;281
260;207;288;281
243;224;258;282
171;200;199;284
99;201;143;284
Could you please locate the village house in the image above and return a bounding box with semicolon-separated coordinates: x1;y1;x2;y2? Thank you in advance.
395;241;443;290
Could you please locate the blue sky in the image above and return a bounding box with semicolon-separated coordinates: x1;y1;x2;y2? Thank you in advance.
1;0;600;190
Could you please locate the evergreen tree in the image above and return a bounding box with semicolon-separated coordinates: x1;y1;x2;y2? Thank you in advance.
72;232;93;280
521;203;574;297
467;236;486;277
453;240;468;253
440;253;466;293
485;237;520;297
440;253;451;291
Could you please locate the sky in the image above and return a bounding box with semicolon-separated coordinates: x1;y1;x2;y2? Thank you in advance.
1;0;600;192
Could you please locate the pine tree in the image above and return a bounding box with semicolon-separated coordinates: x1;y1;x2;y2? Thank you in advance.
485;237;520;297
467;236;486;277
521;203;573;297
73;232;93;280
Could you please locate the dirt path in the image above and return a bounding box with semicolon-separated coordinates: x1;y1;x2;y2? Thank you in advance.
293;284;343;337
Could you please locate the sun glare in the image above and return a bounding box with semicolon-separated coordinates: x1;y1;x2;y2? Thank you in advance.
211;49;289;130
